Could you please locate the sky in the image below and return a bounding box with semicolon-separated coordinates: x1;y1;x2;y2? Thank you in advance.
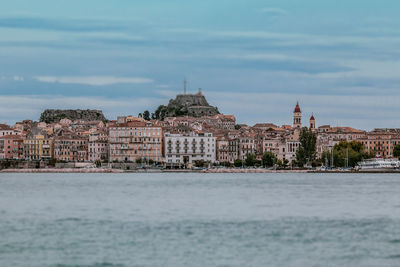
0;0;399;130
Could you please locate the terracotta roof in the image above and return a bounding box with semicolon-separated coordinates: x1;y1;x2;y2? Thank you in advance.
54;134;86;141
0;134;22;139
253;123;278;129
111;121;162;128
329;127;364;133
294;102;301;113
0;124;12;130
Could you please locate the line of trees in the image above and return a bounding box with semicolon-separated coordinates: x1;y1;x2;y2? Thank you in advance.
295;127;317;167
321;141;375;168
394;144;400;158
139;104;189;121
294;127;377;168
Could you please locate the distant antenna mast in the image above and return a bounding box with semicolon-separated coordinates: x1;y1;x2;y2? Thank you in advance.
183;78;187;94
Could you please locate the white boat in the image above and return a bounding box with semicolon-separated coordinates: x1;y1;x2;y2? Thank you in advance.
356;158;400;171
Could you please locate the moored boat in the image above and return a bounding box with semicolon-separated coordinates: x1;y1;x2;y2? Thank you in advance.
356;158;400;171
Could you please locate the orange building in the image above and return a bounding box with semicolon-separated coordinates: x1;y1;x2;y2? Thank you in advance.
108;121;163;163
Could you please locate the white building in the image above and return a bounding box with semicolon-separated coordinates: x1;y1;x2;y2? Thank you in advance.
89;140;108;162
164;132;216;166
0;124;18;136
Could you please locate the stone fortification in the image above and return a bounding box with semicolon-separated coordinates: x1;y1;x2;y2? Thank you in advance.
40;109;107;123
166;91;219;117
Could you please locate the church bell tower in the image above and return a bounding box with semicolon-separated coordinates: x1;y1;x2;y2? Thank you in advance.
309;113;316;131
293;102;302;129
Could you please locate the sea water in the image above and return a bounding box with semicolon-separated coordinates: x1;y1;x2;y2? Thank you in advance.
0;173;399;267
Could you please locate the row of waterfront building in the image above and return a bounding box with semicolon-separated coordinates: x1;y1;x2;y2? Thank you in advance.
1;103;400;167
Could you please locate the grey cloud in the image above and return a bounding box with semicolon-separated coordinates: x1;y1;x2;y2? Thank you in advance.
195;57;354;74
259;8;288;16
0;17;128;32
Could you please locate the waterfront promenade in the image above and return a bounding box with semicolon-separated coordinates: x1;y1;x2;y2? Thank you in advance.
2;168;399;174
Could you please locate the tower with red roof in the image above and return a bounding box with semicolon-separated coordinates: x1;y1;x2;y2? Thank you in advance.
293;102;302;129
309;113;316;131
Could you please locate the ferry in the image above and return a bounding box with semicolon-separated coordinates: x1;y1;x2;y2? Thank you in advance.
356;158;400;171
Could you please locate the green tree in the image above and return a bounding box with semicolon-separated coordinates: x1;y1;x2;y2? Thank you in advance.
194;160;207;167
283;159;289;168
275;159;284;168
221;161;233;167
245;154;257;166
234;159;243;167
154;105;168;120
296;127;317;167
143;110;151;121
261;151;277;167
393;144;400;158
321;141;374;168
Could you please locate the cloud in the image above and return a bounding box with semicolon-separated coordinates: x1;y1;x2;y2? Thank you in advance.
200;55;353;74
13;75;24;81
35;76;154;86
0;16;127;32
155;84;170;88
259;7;288;16
83;36;148;46
155;90;178;98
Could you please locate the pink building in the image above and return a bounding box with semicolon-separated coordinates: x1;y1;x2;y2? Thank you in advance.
89;130;109;162
0;135;24;159
89;141;108;162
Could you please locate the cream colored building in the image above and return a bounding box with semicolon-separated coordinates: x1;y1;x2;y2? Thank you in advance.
109;121;163;163
24;134;53;160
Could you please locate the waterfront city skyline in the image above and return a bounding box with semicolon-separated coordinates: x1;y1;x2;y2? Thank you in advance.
1;0;400;130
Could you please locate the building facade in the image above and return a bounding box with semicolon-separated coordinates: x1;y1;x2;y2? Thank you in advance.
88;131;108;162
53;134;88;162
109;121;163;162
89;140;108;162
0;135;24;159
164;132;216;166
359;129;400;158
0;124;18;136
23;134;53;161
216;138;229;163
